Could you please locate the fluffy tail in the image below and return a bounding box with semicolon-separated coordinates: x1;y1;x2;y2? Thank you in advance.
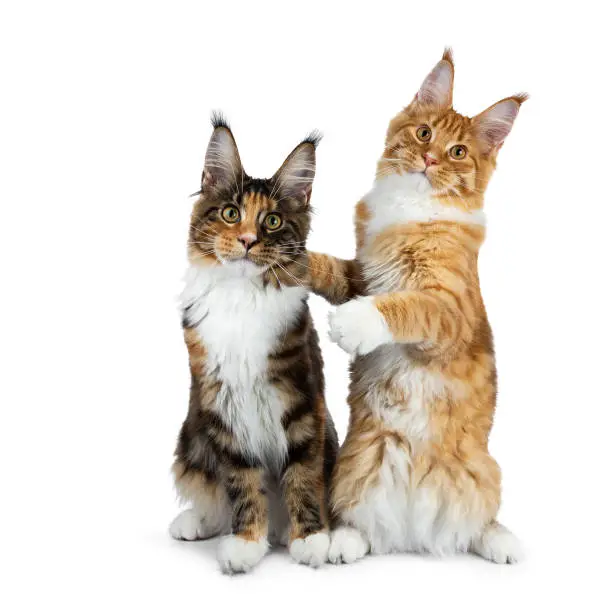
471;521;524;564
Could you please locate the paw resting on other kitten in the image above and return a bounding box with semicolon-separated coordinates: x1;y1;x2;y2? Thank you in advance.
328;296;393;356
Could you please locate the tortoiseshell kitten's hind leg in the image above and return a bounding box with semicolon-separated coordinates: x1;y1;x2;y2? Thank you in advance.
169;465;230;541
171;382;271;574
170;390;232;542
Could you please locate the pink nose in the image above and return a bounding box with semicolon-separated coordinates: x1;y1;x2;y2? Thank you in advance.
237;234;257;250
423;153;438;168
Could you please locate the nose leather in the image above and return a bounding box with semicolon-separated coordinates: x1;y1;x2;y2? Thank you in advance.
423;153;438;167
237;234;257;250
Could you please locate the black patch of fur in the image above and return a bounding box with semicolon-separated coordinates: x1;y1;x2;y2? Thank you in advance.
210;110;230;131
286;437;315;466
302;130;322;148
296;497;324;534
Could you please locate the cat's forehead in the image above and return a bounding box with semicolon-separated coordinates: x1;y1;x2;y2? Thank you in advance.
429;109;471;137
390;107;473;141
239;189;276;213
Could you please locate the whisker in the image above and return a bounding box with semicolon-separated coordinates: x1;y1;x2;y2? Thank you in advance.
274;260;307;290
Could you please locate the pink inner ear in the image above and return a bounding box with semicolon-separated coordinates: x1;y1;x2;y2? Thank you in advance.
202;170;215;187
475;99;520;150
417;60;453;107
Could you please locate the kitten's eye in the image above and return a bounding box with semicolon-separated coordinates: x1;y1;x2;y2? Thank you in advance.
416;126;432;142
221;205;240;223
449;145;467;160
263;213;282;231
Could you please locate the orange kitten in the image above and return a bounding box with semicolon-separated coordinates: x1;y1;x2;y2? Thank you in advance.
307;50;526;563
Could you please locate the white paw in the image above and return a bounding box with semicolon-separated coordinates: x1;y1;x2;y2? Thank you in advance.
169;509;206;541
328;527;369;564
472;524;524;564
289;532;330;568
328;297;393;356
217;535;269;574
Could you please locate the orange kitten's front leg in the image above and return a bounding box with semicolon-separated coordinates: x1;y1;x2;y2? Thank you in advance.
329;290;474;356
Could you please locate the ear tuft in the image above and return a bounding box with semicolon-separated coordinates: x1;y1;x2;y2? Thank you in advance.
414;49;455;109
512;92;530;105
472;94;527;153
202;114;243;190
210;110;231;130
272;138;317;204
302;129;323;148
442;47;454;66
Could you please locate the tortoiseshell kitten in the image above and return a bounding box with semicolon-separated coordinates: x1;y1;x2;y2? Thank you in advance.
169;115;338;574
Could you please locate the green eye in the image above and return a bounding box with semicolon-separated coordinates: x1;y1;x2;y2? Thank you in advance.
416;126;432;142
221;205;240;223
449;145;467;160
264;213;282;231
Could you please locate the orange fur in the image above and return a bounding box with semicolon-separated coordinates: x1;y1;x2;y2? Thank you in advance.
321;50;526;563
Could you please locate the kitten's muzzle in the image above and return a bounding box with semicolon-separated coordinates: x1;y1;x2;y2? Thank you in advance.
237;233;258;251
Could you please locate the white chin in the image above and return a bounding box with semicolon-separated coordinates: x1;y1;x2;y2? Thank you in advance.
223;258;264;278
395;170;433;194
413;172;434;193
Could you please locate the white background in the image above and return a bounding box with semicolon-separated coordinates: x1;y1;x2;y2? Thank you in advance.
1;1;610;610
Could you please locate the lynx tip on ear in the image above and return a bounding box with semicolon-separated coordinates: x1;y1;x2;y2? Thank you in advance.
301;130;323;148
210;110;231;130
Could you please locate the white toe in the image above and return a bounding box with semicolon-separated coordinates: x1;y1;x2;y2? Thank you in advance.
472;524;524;564
289;532;330;568
217;535;269;574
328;527;369;564
169;509;205;541
328;297;392;356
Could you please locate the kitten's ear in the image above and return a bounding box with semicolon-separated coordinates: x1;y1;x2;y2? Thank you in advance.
272;132;320;205
414;48;454;109
472;94;528;153
201;113;243;190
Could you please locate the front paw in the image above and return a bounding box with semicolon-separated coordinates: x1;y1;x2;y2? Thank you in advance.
328;297;392;356
289;532;330;568
217;535;269;574
169;508;205;541
328;527;369;564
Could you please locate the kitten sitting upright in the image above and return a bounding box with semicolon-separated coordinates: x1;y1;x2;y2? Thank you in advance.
169;116;337;573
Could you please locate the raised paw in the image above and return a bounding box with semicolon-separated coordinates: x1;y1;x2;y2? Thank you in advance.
169;508;206;541
289;532;330;568
217;535;269;574
328;297;393;356
328;527;369;564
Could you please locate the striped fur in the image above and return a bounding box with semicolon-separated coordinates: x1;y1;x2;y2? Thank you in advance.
170;117;337;573
299;50;526;564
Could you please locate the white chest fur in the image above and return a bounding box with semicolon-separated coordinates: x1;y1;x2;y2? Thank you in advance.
181;264;308;469
359;173;486;295
361;173;486;241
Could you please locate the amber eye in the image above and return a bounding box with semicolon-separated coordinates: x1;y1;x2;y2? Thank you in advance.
416;126;432;142
221;205;240;223
449;145;467;160
263;213;282;231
